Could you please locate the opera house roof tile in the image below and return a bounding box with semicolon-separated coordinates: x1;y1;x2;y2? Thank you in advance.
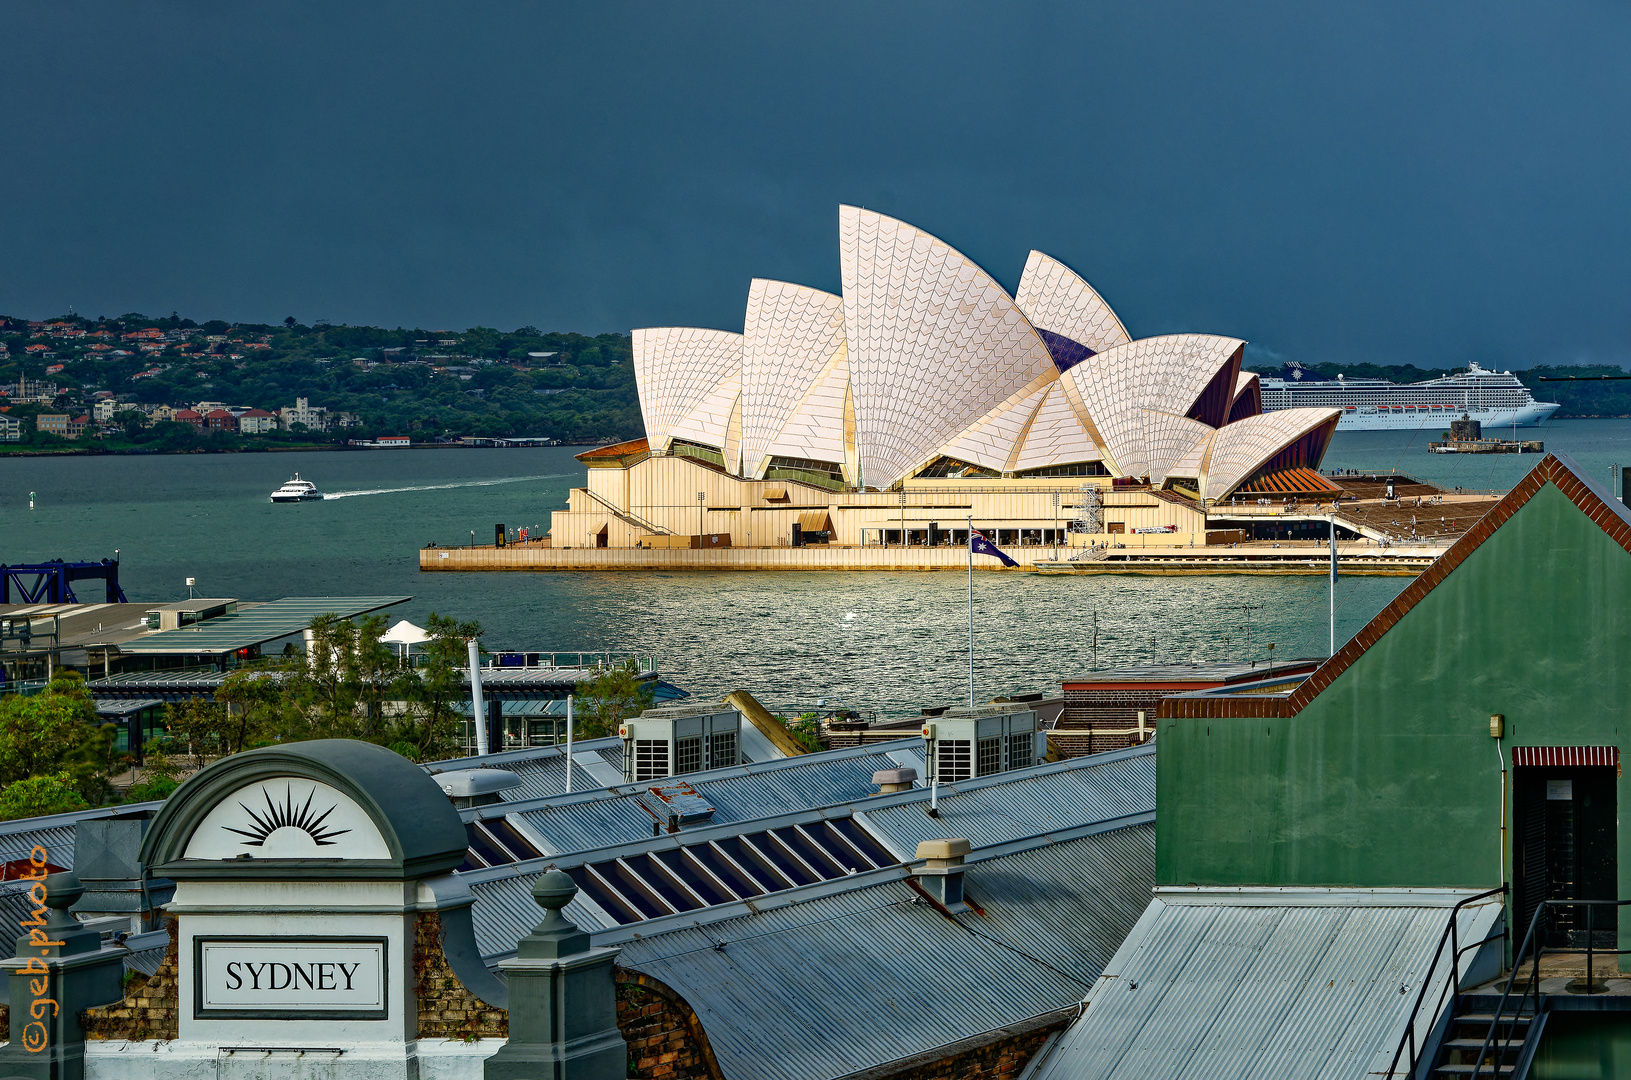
627;207;1340;500
1014;250;1132;358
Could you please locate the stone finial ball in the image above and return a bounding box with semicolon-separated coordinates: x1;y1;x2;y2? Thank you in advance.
43;871;84;910
532;869;578;911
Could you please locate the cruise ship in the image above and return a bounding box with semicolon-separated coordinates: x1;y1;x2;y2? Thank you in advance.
1259;361;1560;431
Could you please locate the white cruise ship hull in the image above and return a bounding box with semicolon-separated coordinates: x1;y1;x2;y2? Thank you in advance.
1326;401;1560;431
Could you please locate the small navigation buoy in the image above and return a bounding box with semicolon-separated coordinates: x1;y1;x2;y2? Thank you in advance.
28;491;35;510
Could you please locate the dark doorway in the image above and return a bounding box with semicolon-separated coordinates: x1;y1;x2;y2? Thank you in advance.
595;526;608;549
1514;766;1617;950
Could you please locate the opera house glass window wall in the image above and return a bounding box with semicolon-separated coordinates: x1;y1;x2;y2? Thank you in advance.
549;208;1340;552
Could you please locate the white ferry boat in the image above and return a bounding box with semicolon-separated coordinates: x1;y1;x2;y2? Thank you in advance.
270;474;323;502
1260;361;1559;431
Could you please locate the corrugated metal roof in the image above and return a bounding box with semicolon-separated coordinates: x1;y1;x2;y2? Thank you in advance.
614;825;1154;1080
1029;888;1504;1080
463;747;1158;961
497;740;925;855
859;745;1153;857
118;596;411;654
0;801;164;868
428;738;627;801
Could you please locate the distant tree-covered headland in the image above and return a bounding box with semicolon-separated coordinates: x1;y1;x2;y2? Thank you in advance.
0;312;644;452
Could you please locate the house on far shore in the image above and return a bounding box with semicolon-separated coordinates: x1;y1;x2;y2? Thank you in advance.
36;413;87;439
237;408;277;435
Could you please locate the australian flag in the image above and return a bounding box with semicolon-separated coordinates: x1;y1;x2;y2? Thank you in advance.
970;529;1018;567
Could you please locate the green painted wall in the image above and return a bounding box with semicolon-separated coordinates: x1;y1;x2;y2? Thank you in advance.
1530;1013;1631;1080
1158;483;1631;903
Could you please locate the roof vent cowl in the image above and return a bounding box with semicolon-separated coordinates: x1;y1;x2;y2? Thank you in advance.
915;837;971;907
437;768;523;809
872;767;917;795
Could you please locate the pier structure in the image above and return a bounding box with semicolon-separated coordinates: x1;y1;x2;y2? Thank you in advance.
421;450;1496;574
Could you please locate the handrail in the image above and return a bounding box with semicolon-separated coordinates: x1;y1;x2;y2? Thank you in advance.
1386;885;1506;1080
1470;897;1631;1079
582;488;672;535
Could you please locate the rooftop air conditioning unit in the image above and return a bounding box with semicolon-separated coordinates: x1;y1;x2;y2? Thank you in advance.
619;703;742;783
921;705;1039;784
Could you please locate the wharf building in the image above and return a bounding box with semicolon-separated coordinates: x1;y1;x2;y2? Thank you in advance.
546;207;1342;555
1024;452;1631;1077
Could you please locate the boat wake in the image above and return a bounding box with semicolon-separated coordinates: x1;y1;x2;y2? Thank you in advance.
323;474;572;499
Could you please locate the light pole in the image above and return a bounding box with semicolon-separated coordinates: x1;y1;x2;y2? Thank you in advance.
696;491;705;536
898;491;906;547
1052;492;1060;561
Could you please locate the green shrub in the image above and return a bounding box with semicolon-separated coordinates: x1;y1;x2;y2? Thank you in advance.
0;774;90;821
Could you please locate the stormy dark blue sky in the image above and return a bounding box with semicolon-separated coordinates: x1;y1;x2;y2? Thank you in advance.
4;1;1629;369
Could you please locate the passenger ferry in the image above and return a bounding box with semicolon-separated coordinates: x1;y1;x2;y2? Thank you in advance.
1259;361;1559;431
269;474;323;502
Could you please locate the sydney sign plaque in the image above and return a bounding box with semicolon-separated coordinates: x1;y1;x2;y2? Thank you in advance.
194;937;388;1019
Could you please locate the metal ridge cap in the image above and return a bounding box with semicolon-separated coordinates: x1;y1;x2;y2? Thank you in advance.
961;811;1156;865
1152;885;1504;907
505;746;1143;846
426;735;622;773
0;800;165;836
469;748;1156;868
473;737;928;817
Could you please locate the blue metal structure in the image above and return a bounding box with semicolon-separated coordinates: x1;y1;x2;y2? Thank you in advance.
0;560;126;604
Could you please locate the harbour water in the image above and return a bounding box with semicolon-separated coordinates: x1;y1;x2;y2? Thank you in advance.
2;419;1627;717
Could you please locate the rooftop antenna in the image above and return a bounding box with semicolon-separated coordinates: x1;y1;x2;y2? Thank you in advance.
185;576;195;600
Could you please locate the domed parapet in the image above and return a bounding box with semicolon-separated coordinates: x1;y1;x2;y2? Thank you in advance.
140;738;467;882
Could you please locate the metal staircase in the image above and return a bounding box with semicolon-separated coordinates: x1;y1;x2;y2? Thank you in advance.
581;488;672;535
1426;996;1545;1078
1400;894;1631;1080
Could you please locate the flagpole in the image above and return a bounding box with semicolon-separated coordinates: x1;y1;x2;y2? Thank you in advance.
967;514;975;707
1329;513;1337;657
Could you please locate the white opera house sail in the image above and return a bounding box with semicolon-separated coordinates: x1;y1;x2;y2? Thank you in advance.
553;208;1340;552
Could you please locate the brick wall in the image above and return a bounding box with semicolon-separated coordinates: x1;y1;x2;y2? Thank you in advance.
618;969;724;1080
849;1012;1073;1080
414;910;508;1039
82;917;179;1041
885;1021;1065;1079
1055;688;1164;754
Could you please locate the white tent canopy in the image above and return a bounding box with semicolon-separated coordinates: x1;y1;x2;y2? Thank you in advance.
381;620;431;646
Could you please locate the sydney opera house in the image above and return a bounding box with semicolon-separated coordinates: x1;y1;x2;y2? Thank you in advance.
549;207;1340;554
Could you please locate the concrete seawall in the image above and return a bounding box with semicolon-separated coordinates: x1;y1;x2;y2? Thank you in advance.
420;545;1037;571
419;544;1435;574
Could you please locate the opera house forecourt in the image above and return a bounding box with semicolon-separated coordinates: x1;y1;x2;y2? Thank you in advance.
429;207;1403;572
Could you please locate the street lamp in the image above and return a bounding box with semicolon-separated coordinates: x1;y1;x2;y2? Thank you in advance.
696;491;705;536
1052;492;1060;561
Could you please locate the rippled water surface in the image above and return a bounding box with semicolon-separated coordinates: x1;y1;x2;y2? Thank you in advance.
2;419;1624;716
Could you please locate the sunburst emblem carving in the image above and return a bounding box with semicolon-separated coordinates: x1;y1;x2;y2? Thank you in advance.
223;784;352;848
